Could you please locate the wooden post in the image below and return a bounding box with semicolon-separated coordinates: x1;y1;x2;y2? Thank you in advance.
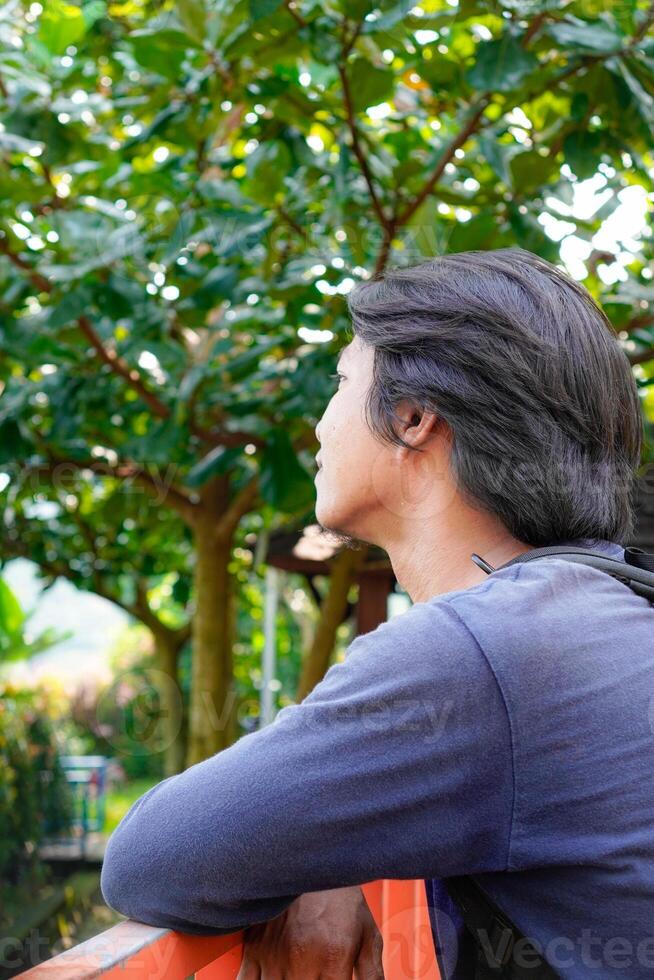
355;570;395;636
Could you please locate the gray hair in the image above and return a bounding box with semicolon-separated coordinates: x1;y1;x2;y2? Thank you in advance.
346;247;643;547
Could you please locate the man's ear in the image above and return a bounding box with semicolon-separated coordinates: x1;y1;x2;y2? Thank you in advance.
396;401;441;450
405;410;440;448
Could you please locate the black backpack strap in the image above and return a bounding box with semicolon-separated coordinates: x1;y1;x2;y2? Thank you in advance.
624;546;654;573
443;875;560;978
472;545;654;604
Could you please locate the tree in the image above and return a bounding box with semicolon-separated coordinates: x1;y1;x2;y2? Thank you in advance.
2;0;653;766
0;474;192;775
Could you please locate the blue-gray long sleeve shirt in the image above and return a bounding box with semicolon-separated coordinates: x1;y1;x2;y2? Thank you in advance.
100;537;654;978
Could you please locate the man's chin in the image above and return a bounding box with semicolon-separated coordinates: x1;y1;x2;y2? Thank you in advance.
314;506;359;551
319;526;359;550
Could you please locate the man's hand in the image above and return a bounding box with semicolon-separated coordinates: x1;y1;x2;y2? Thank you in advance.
236;885;384;979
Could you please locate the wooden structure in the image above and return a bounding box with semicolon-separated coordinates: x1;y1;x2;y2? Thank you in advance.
264;523;397;636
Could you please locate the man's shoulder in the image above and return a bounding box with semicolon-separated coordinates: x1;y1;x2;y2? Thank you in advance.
442;538;631;625
333;538;644;701
440;539;654;696
348;546;617;665
328;584;498;698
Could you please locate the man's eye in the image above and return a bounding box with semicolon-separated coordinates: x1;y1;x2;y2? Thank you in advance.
329;372;345;384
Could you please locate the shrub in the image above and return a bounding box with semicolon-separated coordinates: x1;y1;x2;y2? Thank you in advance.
0;683;74;885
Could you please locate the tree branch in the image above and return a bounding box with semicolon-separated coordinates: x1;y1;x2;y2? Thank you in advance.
77;322;267;451
396;95;492;230
5;524;189;645
382;5;591;274
30;453;199;525
337;62;391;232
0;236;50;292
369;96;491;276
3;525;133;620
521;11;548;45
343;19;364;59
284;0;307;29
0;236;263;451
216;473;260;543
77;315;171;420
629;342;654;367
622;310;654;335
132;580;190;646
630;1;654;46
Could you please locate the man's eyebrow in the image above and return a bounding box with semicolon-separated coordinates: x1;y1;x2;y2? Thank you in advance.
336;347;350;368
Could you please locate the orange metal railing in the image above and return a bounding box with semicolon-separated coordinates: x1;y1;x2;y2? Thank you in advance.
16;879;440;979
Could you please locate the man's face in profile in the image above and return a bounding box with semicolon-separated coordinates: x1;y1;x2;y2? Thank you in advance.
313;334;455;550
313;336;381;545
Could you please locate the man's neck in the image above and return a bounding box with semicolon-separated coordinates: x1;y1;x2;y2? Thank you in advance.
384;520;532;605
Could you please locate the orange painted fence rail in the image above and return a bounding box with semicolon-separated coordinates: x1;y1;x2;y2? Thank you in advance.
16;880;440;979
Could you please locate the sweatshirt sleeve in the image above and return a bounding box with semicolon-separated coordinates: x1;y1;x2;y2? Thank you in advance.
100;596;514;935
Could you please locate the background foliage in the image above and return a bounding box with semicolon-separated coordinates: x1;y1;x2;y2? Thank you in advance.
0;681;73;896
1;0;653;769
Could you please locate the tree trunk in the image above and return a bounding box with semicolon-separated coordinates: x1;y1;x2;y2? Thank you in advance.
224;584;240;746
296;545;368;702
186;477;237;767
153;631;186;777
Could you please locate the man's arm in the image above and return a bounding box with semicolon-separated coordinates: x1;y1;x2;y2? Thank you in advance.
100;597;513;934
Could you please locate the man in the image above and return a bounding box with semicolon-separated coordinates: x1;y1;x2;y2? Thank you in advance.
101;248;654;978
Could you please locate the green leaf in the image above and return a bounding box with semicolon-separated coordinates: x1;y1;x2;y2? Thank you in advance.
449;212;502;252
247;140;292;198
259;429;315;513
194;265;239;307
478;134;521;186
47;287;94;330
305;19;342;65
0;132;45;155
510;149;559;192
38;0;105;54
405;197;452;257
0;577;31;661
82;0;106;27
362;2;415;35
563;130;603;179
201;212;272;259
570;91;590;122
508;204;560;262
161;211;197;264
43;224;145;280
420;55;461;90
196;178;249;207
223;337;281;382
186;446;243;487
0;578;25;638
607;57;654;128
39;0;86;53
249;0;283;21
122;102;183;149
172;575;190;607
0;420;29;465
347;59;395;111
546;16;623;54
177;0;206;43
466;35;538;92
130;28;201;77
347;0;376;18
